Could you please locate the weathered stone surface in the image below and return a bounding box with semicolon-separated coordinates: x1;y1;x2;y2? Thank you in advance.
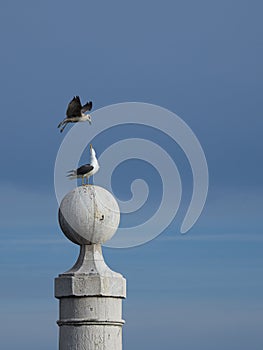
55;245;126;298
59;297;123;321
55;245;126;350
59;325;123;350
56;187;126;350
58;185;120;245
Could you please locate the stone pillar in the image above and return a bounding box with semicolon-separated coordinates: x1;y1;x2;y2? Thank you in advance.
55;185;126;350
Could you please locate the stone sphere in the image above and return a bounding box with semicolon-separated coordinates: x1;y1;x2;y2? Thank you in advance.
58;185;120;245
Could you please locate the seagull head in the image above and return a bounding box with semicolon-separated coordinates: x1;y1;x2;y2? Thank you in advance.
87;114;92;124
90;144;96;157
80;112;92;124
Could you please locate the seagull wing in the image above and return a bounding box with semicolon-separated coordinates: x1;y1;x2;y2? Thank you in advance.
76;164;94;175
81;101;92;113
66;96;82;117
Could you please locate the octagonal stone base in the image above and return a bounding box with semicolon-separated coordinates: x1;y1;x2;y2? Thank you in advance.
55;244;126;350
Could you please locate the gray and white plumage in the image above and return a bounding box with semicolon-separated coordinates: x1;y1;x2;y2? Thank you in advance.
67;144;99;185
58;96;93;133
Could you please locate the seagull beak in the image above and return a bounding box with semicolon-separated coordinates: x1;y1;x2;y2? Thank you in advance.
90;144;92;150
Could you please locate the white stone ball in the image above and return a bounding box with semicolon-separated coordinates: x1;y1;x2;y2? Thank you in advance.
58;185;120;245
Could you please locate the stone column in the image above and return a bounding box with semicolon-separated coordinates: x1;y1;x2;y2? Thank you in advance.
55;185;126;350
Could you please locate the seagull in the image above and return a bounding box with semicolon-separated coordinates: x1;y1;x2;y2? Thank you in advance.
58;96;92;133
67;144;99;185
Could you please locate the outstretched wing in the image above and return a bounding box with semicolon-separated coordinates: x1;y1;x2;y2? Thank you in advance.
81;101;92;113
66;96;82;117
76;164;94;175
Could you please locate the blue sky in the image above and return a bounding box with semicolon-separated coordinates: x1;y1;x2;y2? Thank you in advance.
1;1;263;349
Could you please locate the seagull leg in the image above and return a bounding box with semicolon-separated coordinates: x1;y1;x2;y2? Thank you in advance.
60;122;68;133
57;121;63;128
58;119;66;129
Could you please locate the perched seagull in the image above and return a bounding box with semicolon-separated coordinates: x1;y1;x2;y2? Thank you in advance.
67;144;99;185
58;96;92;133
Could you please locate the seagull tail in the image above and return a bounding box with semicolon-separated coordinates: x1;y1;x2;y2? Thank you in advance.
67;175;77;180
67;170;77;179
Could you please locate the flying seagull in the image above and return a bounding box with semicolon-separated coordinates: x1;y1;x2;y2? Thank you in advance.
67;144;99;185
58;96;92;133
